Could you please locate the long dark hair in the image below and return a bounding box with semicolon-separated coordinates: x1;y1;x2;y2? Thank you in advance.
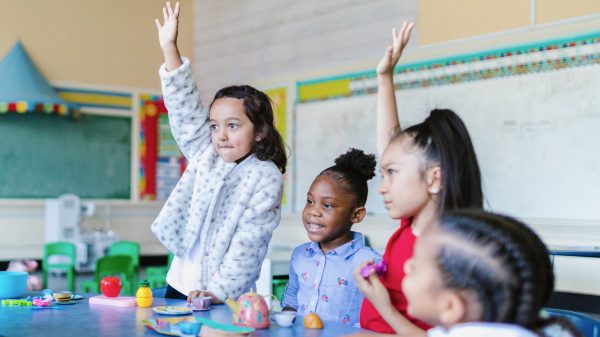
435;210;582;337
391;109;483;211
319;148;376;207
210;85;288;173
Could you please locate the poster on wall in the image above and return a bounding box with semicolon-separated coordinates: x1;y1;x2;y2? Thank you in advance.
264;87;288;206
139;95;186;200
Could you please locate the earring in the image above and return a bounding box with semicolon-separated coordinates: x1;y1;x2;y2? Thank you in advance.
255;136;262;142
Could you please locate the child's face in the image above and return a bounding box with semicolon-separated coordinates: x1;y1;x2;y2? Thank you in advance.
402;229;446;326
209;97;257;162
302;175;360;252
379;136;437;219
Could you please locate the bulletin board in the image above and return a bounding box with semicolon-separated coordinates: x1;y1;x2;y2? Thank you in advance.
139;95;185;201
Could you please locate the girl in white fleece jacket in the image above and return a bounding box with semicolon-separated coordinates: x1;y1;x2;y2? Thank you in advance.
152;2;287;303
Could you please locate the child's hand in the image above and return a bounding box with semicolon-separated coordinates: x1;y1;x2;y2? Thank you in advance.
155;1;180;50
353;261;392;310
187;290;223;304
376;21;415;76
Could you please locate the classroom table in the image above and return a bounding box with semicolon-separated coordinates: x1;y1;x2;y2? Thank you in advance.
0;293;363;337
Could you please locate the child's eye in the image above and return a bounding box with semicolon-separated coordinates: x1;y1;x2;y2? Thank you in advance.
306;199;314;205
387;169;397;176
209;124;218;130
323;203;333;209
228;123;238;129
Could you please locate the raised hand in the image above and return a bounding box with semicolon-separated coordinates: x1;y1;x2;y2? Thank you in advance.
155;1;182;71
376;21;415;76
155;1;180;49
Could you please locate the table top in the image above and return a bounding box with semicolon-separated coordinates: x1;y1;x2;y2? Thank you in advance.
0;293;362;337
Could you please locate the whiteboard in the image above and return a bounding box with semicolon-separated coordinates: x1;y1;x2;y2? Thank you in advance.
295;64;600;220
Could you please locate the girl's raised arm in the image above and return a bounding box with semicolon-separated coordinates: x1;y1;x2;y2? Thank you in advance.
376;21;414;157
155;1;183;71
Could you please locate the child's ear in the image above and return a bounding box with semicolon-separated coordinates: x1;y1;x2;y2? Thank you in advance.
254;125;267;142
351;206;366;224
427;165;442;195
438;291;467;326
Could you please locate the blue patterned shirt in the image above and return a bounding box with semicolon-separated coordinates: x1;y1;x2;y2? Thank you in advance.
281;231;381;326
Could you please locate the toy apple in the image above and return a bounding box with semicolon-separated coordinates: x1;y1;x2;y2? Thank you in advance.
100;276;122;297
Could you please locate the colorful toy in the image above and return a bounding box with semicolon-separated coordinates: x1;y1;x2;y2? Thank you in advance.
136;280;153;308
32;298;51;306
303;312;324;329
100;276;122;297
1;299;32;306
225;290;270;329
360;259;388;278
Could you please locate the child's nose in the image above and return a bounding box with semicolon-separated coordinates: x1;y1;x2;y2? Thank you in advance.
308;207;321;217
404;259;414;274
217;129;227;140
379;181;387;194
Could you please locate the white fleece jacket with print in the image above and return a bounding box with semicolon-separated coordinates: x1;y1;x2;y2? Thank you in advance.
150;57;283;300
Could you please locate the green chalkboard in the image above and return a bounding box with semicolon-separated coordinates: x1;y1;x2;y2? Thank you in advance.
0;113;131;198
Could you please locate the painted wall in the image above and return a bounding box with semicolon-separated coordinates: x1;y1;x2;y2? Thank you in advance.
419;0;600;44
0;0;194;89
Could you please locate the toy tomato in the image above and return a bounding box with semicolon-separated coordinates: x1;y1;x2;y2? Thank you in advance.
100;276;122;297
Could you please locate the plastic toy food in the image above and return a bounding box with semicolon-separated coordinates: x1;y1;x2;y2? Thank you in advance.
360;259;387;278
136;280;153;307
100;276;122;297
303;312;323;329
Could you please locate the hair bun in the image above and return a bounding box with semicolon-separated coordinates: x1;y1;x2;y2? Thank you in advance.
334;148;376;181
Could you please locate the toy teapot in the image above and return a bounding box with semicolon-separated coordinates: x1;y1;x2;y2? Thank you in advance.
225;289;270;329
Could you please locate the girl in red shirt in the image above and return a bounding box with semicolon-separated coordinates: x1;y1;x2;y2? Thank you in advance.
353;22;484;335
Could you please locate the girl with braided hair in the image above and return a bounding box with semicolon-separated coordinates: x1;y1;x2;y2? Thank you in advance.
398;210;583;337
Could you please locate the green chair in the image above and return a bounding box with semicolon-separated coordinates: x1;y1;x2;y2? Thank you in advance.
108;241;140;286
146;253;174;289
81;255;134;295
272;275;289;302
42;242;77;292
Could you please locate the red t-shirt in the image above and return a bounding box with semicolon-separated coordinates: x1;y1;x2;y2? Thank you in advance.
359;218;432;333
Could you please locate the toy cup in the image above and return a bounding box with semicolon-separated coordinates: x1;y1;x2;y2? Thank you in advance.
191;296;211;311
272;311;296;327
177;321;202;337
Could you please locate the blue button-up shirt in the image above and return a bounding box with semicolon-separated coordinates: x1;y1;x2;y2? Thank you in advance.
281;231;381;326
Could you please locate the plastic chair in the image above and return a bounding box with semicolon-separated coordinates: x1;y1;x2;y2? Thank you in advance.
272;275;288;302
42;242;77;292
545;308;600;337
108;241;140;285
81;255;134;296
146;253;174;289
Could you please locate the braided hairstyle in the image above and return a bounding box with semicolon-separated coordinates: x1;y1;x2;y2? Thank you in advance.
434;210;583;337
391;109;483;211
319;148;377;207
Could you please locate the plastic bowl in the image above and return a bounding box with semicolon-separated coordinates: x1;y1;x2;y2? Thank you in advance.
272;311;297;327
177;321;202;337
0;271;28;299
